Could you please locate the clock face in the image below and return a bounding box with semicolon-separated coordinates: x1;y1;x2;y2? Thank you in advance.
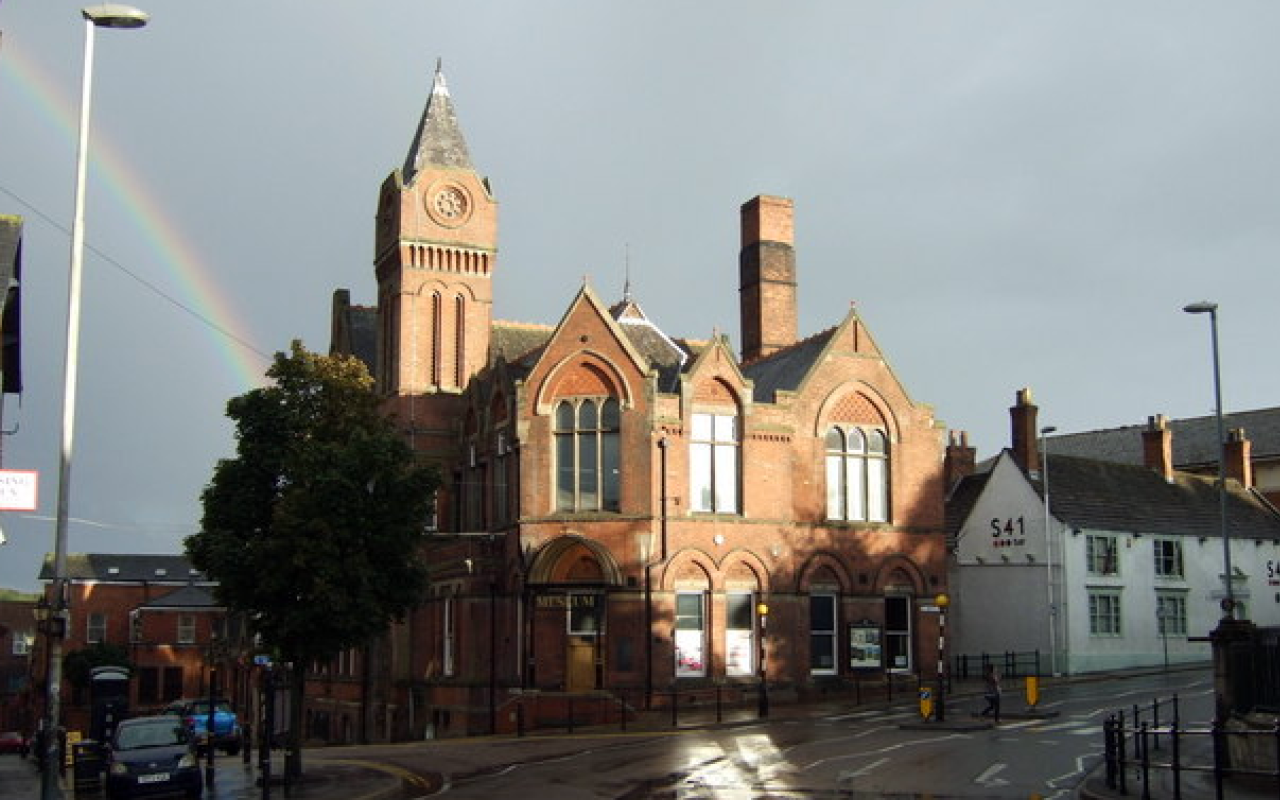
425;183;472;227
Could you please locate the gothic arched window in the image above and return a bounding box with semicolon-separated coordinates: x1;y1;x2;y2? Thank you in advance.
825;426;889;522
554;398;620;512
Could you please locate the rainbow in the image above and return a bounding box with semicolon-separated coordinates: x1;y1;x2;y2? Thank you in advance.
1;36;270;389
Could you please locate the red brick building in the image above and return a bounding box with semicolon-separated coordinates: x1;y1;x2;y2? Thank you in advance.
0;595;36;732
31;554;229;736
330;66;950;738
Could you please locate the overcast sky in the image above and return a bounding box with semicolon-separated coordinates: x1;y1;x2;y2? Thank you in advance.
1;2;1277;591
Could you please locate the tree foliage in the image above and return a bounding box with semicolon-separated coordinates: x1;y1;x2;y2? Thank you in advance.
186;340;437;686
64;642;132;689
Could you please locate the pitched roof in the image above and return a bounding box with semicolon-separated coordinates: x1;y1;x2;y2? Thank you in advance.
1043;454;1280;539
607;298;689;393
1047;408;1280;467
40;553;209;583
741;327;837;403
946;469;992;539
139;585;221;610
490;321;553;371
402;65;473;184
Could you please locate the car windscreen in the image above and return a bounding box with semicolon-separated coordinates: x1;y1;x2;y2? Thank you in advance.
116;722;189;749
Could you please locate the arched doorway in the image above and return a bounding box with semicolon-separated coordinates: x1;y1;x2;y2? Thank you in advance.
526;536;622;691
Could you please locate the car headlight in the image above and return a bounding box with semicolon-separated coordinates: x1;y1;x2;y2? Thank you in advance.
178;753;196;769
109;763;129;776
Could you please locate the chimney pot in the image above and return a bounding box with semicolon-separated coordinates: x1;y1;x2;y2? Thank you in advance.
1010;388;1040;472
1225;427;1253;488
1142;413;1174;482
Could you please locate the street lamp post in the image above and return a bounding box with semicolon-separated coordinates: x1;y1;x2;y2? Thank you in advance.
205;632;218;788
1040;425;1060;677
756;602;769;718
45;8;148;799
1183;301;1234;618
934;593;949;722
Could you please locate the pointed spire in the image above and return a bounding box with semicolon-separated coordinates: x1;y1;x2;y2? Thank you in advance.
402;60;474;184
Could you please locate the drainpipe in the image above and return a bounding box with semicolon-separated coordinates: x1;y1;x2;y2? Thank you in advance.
645;436;670;709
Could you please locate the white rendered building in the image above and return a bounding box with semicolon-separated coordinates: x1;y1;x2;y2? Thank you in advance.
948;391;1280;675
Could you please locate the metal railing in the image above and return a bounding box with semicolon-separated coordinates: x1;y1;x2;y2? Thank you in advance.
1103;694;1280;799
503;673;929;736
951;650;1042;680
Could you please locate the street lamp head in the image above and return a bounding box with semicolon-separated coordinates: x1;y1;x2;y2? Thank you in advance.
82;4;149;28
1040;426;1057;436
1183;301;1218;315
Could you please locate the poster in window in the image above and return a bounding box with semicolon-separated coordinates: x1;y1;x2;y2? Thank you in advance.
848;624;881;669
674;629;705;676
725;629;753;676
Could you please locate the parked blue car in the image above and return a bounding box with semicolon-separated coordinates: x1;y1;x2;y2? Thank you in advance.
163;699;242;756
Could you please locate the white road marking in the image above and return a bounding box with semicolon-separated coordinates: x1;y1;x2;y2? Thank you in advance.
1069;726;1103;736
974;762;1010;787
837;756;890;780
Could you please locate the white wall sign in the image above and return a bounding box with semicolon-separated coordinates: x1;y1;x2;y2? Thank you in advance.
0;470;37;511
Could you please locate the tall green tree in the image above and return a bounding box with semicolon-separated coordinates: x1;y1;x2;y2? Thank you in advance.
63;642;132;689
186;341;437;776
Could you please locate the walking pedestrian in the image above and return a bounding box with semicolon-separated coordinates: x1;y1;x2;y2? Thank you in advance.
979;664;1001;723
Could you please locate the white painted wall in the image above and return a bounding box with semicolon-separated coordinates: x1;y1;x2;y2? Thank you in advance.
951;452;1280;675
951;453;1060;669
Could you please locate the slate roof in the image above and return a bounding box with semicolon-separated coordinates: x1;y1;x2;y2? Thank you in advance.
1047;408;1280;468
607;298;689;393
491;321;553;372
345;305;378;372
741;327;837;403
1042;454;1280;540
945;469;992;539
39;554;209;583
139;585;221;610
402;66;473;185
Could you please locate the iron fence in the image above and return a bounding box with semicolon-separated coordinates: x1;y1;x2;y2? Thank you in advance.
1103;694;1280;800
951;650;1042;680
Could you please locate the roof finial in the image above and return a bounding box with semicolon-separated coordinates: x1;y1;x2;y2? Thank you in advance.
432;58;449;95
623;243;632;302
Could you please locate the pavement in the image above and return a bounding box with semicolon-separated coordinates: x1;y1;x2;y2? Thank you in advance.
4;669;1274;799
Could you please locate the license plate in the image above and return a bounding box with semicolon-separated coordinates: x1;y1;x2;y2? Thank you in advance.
138;773;170;784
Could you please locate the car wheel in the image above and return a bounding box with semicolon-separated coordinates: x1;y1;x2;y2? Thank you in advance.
186;785;203;799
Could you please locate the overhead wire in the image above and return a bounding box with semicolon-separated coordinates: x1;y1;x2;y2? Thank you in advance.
0;181;274;363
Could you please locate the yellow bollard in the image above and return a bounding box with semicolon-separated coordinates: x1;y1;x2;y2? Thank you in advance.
919;688;934;720
1026;675;1039;708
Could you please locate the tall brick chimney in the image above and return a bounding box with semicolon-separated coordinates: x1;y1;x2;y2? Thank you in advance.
739;195;797;363
1142;414;1174;482
944;430;977;490
1225;428;1254;488
1009;388;1040;473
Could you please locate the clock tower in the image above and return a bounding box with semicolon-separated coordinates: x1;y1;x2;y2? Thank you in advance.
375;64;496;398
